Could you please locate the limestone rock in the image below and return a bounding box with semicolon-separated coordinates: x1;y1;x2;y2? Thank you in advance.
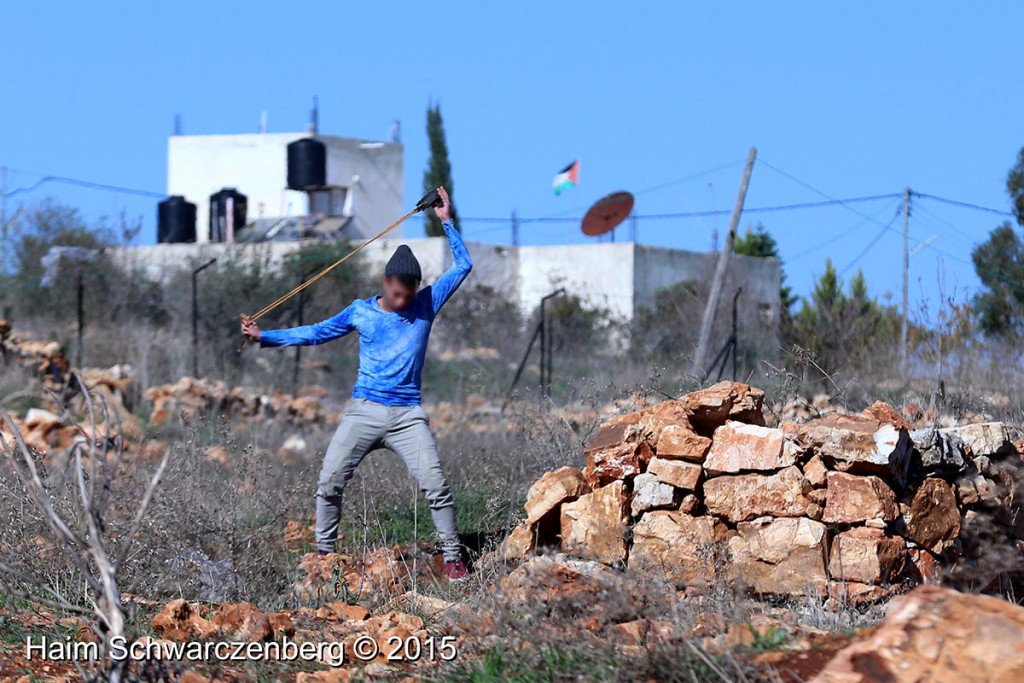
828;527;906;585
907;547;943;584
583;420;650;485
501;555;619;606
822;471;899;524
905;478;960;553
956;473;1003;506
630;472;679;516
810;585;1024;683
911;428;967;472
525;466;590;525
684;381;766;432
630;512;727;587
277;434;308;463
678;493;699;514
941;422;1011;458
704;466;811;523
704;421;797;474
211;602;274;641
647;457;702;491
560;481;629;565
654;423;712;461
152;599;212;641
860;401;911;430
799;413;913;485
315;602;370;621
588;414;643;450
803;454;830;488
24;408;61;433
827;580;891;606
728;516;829;596
639;400;692;445
585;441;650;486
499;524;535;561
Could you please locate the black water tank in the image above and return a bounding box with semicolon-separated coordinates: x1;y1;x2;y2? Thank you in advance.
209;188;248;242
157;195;197;243
287;137;327;190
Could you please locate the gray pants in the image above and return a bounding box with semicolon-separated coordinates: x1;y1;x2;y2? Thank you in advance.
315;398;461;561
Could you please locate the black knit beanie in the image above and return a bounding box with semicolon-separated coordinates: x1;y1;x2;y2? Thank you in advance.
385;244;422;282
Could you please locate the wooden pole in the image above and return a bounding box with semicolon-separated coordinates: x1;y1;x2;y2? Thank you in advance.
900;187;910;379
691;147;757;380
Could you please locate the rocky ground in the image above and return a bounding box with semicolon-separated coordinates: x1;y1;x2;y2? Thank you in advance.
2;321;1024;682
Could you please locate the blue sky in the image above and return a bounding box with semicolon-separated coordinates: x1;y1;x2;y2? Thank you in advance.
2;2;1022;314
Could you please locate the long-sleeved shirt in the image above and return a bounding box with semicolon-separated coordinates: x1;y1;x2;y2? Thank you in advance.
258;220;472;406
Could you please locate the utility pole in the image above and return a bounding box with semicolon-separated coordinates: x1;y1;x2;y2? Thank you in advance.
511;210;519;246
1;166;7;313
192;258;217;377
76;270;84;368
691;147;757;380
900;187;911;379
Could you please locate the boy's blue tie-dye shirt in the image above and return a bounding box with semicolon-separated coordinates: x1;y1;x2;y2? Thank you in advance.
258;220;472;406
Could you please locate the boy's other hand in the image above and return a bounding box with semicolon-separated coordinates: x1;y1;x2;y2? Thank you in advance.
434;186;452;223
241;317;261;341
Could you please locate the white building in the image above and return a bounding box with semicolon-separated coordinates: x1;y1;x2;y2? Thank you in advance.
166;132;403;243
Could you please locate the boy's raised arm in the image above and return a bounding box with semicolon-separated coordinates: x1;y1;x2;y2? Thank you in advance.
429;186;473;314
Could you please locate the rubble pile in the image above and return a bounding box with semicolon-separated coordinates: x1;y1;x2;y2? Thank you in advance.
0;317;70;389
0;402;143;463
144;377;334;427
506;381;1024;602
149;595;444;680
0;363;140;460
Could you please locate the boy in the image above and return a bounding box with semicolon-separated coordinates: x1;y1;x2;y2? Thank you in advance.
241;187;471;579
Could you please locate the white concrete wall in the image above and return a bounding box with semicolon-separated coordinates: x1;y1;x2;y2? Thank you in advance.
166;133;403;243
633;246;780;316
516;243;636;322
108;240;781;338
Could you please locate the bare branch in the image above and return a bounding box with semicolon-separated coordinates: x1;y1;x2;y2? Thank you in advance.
114;445;171;572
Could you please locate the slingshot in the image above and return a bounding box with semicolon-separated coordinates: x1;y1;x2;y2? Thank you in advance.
239;188;444;336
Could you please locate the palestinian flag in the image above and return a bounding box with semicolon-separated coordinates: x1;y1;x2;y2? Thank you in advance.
553;160;579;195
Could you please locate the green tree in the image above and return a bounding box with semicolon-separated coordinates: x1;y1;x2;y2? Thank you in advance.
13;200;112;285
791;260;898;379
971;222;1024;337
970;148;1024;337
9;200;120;318
734;223;796;337
423;103;459;236
1008;146;1024;225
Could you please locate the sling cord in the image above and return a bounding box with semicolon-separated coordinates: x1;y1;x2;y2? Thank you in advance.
241;205;419;326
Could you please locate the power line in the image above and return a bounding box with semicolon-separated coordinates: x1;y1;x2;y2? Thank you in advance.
911;202;978;250
788;200;900;262
840;206;903;276
461;193;902;225
632;159;746;197
914;192;1014;217
2;173;166;200
758;159;913;244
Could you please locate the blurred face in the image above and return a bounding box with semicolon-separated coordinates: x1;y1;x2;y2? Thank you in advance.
380;275;418;311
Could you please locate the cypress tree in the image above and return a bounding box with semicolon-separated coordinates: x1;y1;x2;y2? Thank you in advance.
423;103;459;236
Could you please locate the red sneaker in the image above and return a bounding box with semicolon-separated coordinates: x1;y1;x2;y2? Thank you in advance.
443;559;469;581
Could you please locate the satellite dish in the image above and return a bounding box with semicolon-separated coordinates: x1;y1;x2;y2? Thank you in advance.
582;191;635;237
